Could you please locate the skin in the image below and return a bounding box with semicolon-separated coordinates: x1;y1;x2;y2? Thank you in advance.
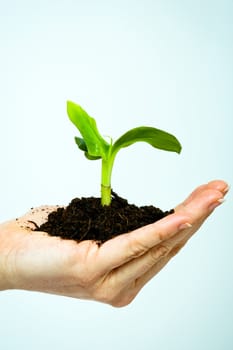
0;180;229;307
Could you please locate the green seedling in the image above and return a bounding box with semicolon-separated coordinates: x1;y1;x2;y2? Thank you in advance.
67;100;182;206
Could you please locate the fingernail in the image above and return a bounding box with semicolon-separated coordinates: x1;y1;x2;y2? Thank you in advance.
179;222;192;230
209;198;225;211
223;185;230;194
217;198;225;204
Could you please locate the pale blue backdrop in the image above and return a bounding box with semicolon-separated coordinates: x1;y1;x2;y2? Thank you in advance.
0;0;232;349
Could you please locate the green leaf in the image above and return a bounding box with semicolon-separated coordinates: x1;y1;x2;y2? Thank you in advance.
75;137;88;152
112;126;182;155
84;152;102;160
74;137;101;160
67;101;110;159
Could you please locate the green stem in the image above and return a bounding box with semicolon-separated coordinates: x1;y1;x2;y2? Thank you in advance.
101;155;115;206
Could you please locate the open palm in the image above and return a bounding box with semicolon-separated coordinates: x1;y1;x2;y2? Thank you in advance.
0;180;228;307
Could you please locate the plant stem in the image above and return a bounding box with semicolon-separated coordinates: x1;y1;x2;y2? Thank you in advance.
101;184;111;206
101;156;115;206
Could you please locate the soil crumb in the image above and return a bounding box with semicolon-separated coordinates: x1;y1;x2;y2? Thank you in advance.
35;192;174;243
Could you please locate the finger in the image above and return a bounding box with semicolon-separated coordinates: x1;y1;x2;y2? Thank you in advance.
133;230;196;296
97;213;191;273
133;181;228;288
128;183;228;295
109;254;173;307
175;185;225;216
107;220;195;293
100;182;226;292
177;180;228;208
206;179;229;194
114;229;196;306
134;254;173;293
98;182;226;273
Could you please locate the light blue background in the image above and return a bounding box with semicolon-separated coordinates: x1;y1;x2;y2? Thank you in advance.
0;0;232;349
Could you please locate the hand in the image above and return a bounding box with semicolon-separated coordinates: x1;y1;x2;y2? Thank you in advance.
0;180;228;307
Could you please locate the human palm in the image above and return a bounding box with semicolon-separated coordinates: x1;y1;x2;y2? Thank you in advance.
0;180;228;306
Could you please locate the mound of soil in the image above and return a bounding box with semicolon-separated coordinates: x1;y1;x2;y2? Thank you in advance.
36;192;173;243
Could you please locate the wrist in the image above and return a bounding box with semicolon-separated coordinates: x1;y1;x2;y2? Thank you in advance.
0;260;12;291
0;271;11;291
0;222;15;291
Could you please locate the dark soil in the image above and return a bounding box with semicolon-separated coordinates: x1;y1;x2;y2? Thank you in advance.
36;191;174;244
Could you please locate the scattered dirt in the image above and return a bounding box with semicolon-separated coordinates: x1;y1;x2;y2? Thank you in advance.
35;191;174;243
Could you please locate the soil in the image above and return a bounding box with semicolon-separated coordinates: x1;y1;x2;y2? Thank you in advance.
36;191;174;244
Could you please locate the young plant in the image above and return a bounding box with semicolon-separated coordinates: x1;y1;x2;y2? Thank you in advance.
67;100;182;206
